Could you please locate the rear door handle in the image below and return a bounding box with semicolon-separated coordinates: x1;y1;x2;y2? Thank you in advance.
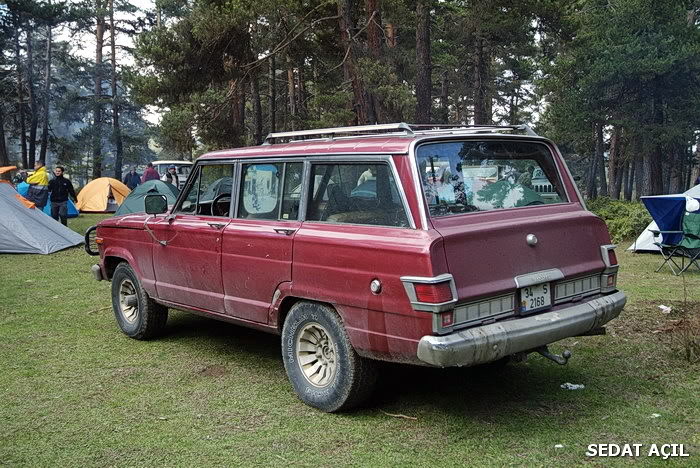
274;228;297;236
208;222;226;229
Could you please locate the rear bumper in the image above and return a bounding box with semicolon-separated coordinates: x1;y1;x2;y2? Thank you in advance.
416;291;626;367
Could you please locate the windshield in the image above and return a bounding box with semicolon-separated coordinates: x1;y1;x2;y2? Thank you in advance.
416;140;567;217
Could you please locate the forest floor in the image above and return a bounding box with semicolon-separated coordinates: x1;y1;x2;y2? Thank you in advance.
1;214;698;467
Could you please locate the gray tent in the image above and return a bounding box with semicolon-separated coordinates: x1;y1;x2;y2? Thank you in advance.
628;184;700;252
0;183;84;254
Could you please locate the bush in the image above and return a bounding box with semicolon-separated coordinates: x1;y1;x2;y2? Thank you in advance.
587;197;652;244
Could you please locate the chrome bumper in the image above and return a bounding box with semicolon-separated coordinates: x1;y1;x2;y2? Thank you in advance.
417;291;626;367
91;264;104;282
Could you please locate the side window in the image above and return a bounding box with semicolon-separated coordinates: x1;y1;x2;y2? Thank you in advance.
177;167;200;214
176;164;233;217
238;162;303;221
281;163;303;220
306;163;410;228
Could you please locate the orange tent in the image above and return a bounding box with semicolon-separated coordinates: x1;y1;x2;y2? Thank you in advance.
76;177;131;212
0;166;18;174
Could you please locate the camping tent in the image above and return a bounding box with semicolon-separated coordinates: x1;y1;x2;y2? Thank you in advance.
76;177;130;212
628;184;700;252
0;183;83;254
43;199;79;218
114;180;180;216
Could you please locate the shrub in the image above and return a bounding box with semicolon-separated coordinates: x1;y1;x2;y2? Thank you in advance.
587;197;652;244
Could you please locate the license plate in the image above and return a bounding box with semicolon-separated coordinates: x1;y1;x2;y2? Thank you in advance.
520;282;551;313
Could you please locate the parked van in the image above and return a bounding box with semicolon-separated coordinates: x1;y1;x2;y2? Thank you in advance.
87;123;625;412
151;160;193;190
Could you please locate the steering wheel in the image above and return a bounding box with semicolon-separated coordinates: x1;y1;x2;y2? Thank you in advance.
525;200;545;206
212;193;232;217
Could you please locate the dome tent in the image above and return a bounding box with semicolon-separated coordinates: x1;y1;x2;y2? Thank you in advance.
0;183;83;254
114;180;180;216
76;178;130;212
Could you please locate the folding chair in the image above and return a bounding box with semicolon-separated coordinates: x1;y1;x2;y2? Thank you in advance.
650;212;700;275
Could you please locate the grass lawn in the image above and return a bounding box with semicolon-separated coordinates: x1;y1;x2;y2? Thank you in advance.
1;213;698;467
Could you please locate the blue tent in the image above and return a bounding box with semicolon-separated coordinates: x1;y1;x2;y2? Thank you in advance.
43;199;79;218
17;181;79;218
641;195;700;246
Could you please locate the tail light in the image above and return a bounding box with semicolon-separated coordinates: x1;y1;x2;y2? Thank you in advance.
400;274;457;313
414;282;453;304
600;245;618;267
600;245;619;292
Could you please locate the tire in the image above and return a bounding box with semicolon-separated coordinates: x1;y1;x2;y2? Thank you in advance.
281;301;377;412
111;262;168;340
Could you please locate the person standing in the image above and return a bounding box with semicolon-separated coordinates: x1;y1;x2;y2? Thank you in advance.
163;165;179;188
142;162;160;183
26;160;50;209
48;166;77;226
122;166;141;190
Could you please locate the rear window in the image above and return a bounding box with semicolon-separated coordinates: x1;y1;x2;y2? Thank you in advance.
416;140;567;217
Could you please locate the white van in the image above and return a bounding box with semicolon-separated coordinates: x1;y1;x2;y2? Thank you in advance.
151;160;193;190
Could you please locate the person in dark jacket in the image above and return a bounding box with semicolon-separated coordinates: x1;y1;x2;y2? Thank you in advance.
142;162;160;183
123;166;141;190
48;166;77;226
164;165;179;188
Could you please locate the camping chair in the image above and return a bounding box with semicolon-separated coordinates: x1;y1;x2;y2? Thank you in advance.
650;212;700;275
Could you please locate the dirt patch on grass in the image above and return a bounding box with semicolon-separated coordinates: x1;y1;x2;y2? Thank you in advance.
196;364;228;377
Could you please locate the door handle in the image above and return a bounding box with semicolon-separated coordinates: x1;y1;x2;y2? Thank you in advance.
274;228;297;236
208;222;226;229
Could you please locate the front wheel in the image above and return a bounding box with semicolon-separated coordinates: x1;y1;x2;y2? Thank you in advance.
111;262;168;340
281;302;377;412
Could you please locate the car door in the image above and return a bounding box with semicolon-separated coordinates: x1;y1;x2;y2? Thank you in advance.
149;163;234;314
221;161;304;323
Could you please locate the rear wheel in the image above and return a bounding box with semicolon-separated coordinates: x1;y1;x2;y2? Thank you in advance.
111;262;168;340
281;302;377;412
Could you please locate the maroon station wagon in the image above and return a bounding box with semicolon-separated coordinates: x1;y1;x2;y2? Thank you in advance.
87;123;626;412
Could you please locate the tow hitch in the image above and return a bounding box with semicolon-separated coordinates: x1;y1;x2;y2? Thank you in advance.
536;346;572;365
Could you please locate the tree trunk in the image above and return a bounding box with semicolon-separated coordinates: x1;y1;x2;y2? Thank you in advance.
366;0;382;58
269;56;276;133
648;88;664;195
93;1;105;179
472;35;491;125
14;26;28;169
439;70;449;123
620;160;629;201
608;126;622;198
251;75;263;145
0;105;9;167
586;153;598;199
625;158;635;201
27;24;38;166
636;145;648;200
338;0;370;124
595;123;607;197
415;0;432;124
286;60;296;130
109;0;123;180
39;25;52;163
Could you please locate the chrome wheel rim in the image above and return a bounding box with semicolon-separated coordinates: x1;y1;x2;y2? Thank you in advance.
118;279;139;324
296;323;337;387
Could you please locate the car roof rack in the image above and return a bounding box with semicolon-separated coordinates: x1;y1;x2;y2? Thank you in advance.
263;122;538;144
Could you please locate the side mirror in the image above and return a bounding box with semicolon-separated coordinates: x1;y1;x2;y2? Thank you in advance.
144;194;168;215
573;175;582;182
